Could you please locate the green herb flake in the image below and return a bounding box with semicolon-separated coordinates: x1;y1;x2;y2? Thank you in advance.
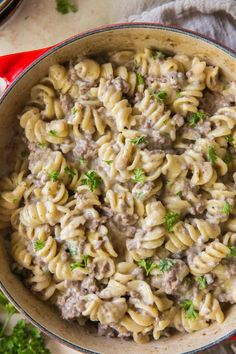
137;258;158;276
130;136;147;145
48;129;58;137
38;142;46;148
176;91;182;98
158;259;174;272
176;191;182;198
81;170;102;192
34;239;45;252
207;146;217;164
222;202;233;215
137;73;145;85
20;150;29;158
165;211;180;232
56;0;77;14
229;246;236;257
64;166;76;178
69;247;77;256
188;110;207;127
12;198;18;204
71;255;89;270
103;160;113;165
0;292;17;316
225;134;234;145
72;106;77;115
153;90;167;103
180;299;198;320
224;151;233;164
197;276;207;290
152;50;165;60
48;170;59;182
79;157;86;164
133;168;146;183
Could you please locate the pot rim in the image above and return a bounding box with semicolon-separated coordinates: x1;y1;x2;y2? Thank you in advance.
0;22;236;353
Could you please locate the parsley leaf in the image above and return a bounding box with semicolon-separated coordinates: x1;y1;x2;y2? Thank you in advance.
176;91;182;98
176;191;182;197
222;202;233;215
130;136;147;145
152;50;165;60
72;106;77;115
103;160;113;165
48;129;58;137
38;142;46;148
0;292;17;316
225;134;234;145
188;110;207;127
180;300;198;320
34;239;45;251
158;259;174;272
224;151;233;164
165;211;180;232
133;168;146;183
137;73;145;85
48;170;59;182
64;166;76;178
81;170;102;192
71;255;89;270
207;146;217;164
153;90;167;103
137;259;158;276
229;246;236;257
197;276;207;290
56;0;77;14
79;157;86;164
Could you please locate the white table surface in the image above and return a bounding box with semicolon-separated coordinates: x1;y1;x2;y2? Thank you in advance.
0;1;113;352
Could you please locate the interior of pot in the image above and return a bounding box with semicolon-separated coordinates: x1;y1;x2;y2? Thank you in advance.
1;24;236;354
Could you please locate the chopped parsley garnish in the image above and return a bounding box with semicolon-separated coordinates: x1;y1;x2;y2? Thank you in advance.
137;73;145;85
48;170;59;182
34;239;45;251
176;191;182;198
20;150;29;158
158;259;174;272
225;134;234;145
0;292;17;317
207;146;217;164
130;136;147;145
137;259;158;276
152;50;165;60
79;157;86;164
133;168;146;183
188;110;207;127
153;90;167;103
176;91;182;98
48;129;58;137
56;0;77;14
38;142;46;148
180;300;198;320
165;211;180;232
224;151;233;164
72;106;77;115
222;202;233;215
12;198;18;204
197;276;207;290
71;255;89;270
103;160;113;165
229;246;236;257
81;170;102;192
64;166;76;178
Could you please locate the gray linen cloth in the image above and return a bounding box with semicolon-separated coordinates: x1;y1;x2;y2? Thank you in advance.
111;0;236;50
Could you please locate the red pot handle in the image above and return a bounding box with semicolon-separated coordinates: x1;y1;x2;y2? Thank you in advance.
0;46;54;95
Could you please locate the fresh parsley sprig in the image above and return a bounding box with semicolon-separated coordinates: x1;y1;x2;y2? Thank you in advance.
207;146;217;164
81;171;102;192
165;211;180;232
180;299;198;320
48;130;58;137
158;259;174;272
225;134;235;145
34;239;45;252
56;0;77;14
188;110;207;127
71;255;89;270
222;202;233;215
64;166;76;178
137;259;158;276
130;136;147;145
153;90;167;103
48;170;59;182
197;276;207;290
133;169;146;183
137;73;145;85
229;246;236;257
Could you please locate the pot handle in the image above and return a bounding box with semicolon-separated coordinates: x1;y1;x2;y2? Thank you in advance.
0;46;53;95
